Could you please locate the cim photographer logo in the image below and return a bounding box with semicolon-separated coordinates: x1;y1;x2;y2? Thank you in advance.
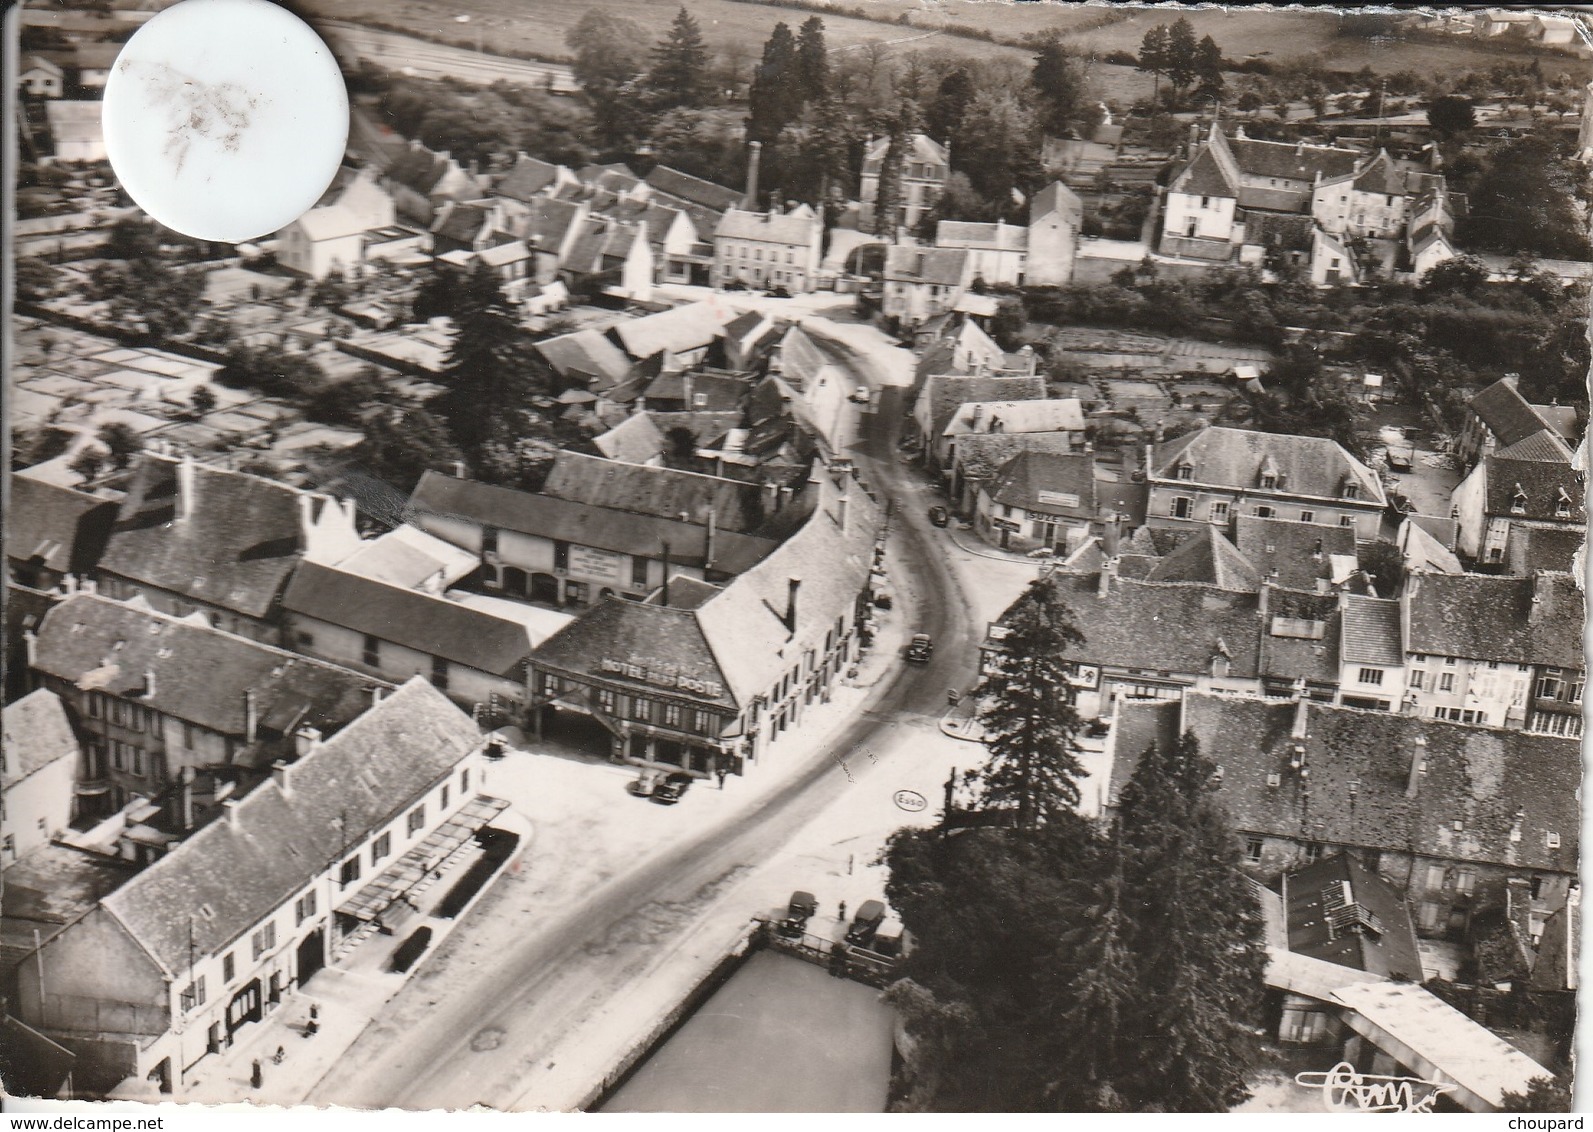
1295;1062;1455;1113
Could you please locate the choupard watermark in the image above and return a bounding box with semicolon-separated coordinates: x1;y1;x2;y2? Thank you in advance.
1294;1062;1455;1113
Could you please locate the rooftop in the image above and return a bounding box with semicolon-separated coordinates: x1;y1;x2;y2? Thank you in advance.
716;208;821;247
1405;571;1582;668
1282;852;1423;981
1152;427;1385;506
6;473;117;578
2;689;80;790
610;298;736;360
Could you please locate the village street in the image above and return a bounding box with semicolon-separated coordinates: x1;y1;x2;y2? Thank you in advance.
300;310;1044;1112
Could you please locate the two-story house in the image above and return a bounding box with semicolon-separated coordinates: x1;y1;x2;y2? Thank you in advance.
1147;426;1387;539
971;450;1098;554
713;206;822;293
859;133;950;232
1;690;81;863
11;679;497;1100
6;473;117;592
1455;375;1577;470
881;245;972;324
1451;454;1585;566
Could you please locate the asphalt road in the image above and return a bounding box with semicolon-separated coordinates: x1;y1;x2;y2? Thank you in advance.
307;326;975;1112
317;20;578;92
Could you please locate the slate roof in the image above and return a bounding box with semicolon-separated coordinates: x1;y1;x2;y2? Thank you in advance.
1506;526;1583;576
2;689;79;790
1493;429;1574;462
282;563;536;676
565;219;644;274
935;220;1028;252
1145;527;1261;591
477;240;530;268
644;165;742;212
532;598;739;710
385;145;453;196
506;196;586;252
1482;456;1585;522
98;456;307;620
923;374;1047;439
1110;692;1581;875
1170;140;1239;198
593;413;667;465
408;471;779;573
611;299;735;360
1531;404;1580;443
1245;211;1315;252
1234;516;1357;592
1339;594;1403;667
649;410;744;448
883;245;970;287
496;153;564;202
534;329;633;387
643;371;747;412
955;432;1084;478
1230;136;1362;183
945;398;1085;436
1405;572;1582;668
715;208;820;247
985;451;1097;519
542;451;771;532
1470;377;1556;450
1237;186;1308;214
1258;588;1342;686
6;474;116;577
1283;852;1424;981
32;594;385;740
1152;427;1385;505
1031;181;1083;221
99;679;481;974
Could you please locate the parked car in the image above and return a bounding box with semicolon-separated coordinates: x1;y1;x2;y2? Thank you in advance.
850;385;872;404
650;771;694;805
845;899;887;947
769;284;793;298
906;633;934;663
627;770;660;798
778;890;818;938
927;505;949;527
872;591;893;610
868;915;907;957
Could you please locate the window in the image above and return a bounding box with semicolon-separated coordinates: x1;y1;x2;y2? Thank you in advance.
1209;501;1229;522
1342;483;1359;500
596;687;615;713
1358;668;1383;687
111;741;126;772
1171;497;1192;519
1175;464;1193;481
663;703;683;728
1537;668;1564;700
1443;655;1456;667
1425;864;1446;890
430;655;449;693
630;697;652;722
180;978;206;1012
1338;516;1354;528
251;922;276;961
294;890;317;925
148;714;162;739
632;556;649;588
440;784;450;811
407;806;425;836
694;710;713;734
1438;672;1455;693
1304;842;1324;864
1364;849;1382;874
1546;832;1561;849
1511;492;1527;515
1409;670;1424;690
1244;837;1263;864
1255;506;1275;518
553;541;570;572
340;856;361;888
362;634;380;667
372;832;391;863
1259;473;1277;490
88;693;104;720
131;747;146;777
460;767;470;794
1299;510;1314;523
1456;868;1477;895
223;953;235;983
1530;876;1544;899
481;526;499;555
542;674;559;697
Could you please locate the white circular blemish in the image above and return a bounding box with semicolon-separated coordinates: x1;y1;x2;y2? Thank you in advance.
102;0;348;243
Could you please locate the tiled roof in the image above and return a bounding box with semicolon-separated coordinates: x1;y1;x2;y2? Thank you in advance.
715;207;820;247
1110;692;1581;875
611;298;736;360
408;471;779;573
496;154;563;202
385;146;451;196
593;413;667;465
1506;526;1582;576
644;165;742;212
2;689;79;790
1338;593;1403;667
1170;142;1239;198
99;456;306;620
1349;150;1404;196
565;219;644;274
945;398;1085;436
1283;852;1424;981
505;196;586;252
1237;185;1307;213
1470;377;1555;449
957;433;1088;484
534;329;633;387
1258;588;1341;686
883;245;969;287
923;374;1047;439
1493;429;1573;462
1531;404;1580;443
648;411;744;448
100;679;480;973
1044;571;1264;677
542;451;778;533
33;594;385;740
6;474;116;577
1405;571;1582;668
642;371;747;412
862;133;948;173
282;563;534;676
1230;136;1361;183
1396;518;1462;576
1152;427;1385;505
1145;526;1260;591
986;451;1096;519
477;240;530;268
1482;456;1585;522
1234;516;1357;592
1030;181;1082;222
1245;211;1315;252
532;597;739;709
935;220;1028;252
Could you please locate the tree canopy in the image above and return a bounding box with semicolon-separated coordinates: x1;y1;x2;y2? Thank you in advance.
648;7;712;111
748;22;802;144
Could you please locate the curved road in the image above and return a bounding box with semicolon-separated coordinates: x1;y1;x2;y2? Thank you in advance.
308;326;975;1111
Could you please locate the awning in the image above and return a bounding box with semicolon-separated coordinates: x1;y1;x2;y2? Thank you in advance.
336;795;510;923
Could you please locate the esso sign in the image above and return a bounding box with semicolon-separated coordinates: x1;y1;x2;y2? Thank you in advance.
893;789;928;813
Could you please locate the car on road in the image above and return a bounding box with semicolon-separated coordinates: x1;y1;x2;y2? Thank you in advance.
850;385;872;404
649;772;695;805
627;770;660;798
845;899;887;947
778;890;818;938
905;634;934;663
927;505;949;527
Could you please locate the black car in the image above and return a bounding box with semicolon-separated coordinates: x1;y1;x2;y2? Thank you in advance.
905;634;934;663
778;890;818;938
650;772;695;805
845;899;887;947
927;505;949;527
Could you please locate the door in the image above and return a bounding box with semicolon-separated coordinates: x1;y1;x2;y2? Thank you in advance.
502;566;529;598
296;928;325;986
531;573;560;604
226;980;262;1036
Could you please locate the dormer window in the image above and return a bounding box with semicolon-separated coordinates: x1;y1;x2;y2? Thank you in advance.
1259;473;1277;490
1555;488;1572;519
1342;482;1360;500
1175;462;1194;481
1511;484;1528;514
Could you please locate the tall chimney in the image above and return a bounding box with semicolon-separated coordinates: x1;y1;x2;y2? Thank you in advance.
180;765;196;832
144;669;157;698
1102;514;1121;559
224;798;242;829
273;758;295;799
298;493;316;546
1258;581;1270;619
243;689;258;743
744;140;763;211
294;725;322;759
1291;689;1310;739
176;454;197;522
837;493;850;530
370;685;385;709
24;629;38;669
1406;735;1427;798
1097;556;1116;599
705;510;717;570
785;576;801;633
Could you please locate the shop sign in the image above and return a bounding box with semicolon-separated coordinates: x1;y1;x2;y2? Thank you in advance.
1036;490;1080;508
570;545;624;581
600;657;725;699
1069;664;1100;689
991;518;1021;533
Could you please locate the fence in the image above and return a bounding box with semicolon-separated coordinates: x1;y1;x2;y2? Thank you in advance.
751;918;899;989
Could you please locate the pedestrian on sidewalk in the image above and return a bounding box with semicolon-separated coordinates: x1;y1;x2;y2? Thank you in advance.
838;900;847;922
251;1060;263;1089
272;1046;285;1065
715;766;728;790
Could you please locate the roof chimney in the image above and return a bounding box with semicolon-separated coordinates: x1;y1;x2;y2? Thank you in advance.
743;140;763;212
705;509;717;570
1258;581;1270;618
143;669;157;699
837;493;850;530
24;629;38;669
1291;690;1310;739
272;758;295;799
176;454;197;522
1097;556;1117;599
370;685;385;709
1101;514;1121;559
180;765;196;832
223;798;242;829
785;577;801;634
454;460;468;478
1406;735;1427;798
243;688;258;743
295;725;322;759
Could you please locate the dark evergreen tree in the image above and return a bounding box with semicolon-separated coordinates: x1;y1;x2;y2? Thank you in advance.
97;422;143;471
1427;93;1476;138
926;68;975;145
796;15;829;106
747;22;801;144
565;10;651;148
355;405;463;494
648;7;711;110
970;575;1087;827
806;94;855;203
1031;36;1095;137
873;97;920;238
1136;24;1170;103
1193;35;1225;106
431;263;550;454
1164;17;1199;98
